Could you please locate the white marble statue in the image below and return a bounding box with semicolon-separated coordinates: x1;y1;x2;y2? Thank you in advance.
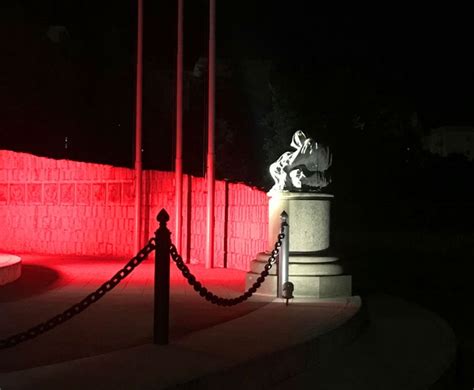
269;130;332;192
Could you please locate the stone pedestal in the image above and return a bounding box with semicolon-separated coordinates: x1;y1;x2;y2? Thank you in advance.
246;192;351;298
0;254;21;286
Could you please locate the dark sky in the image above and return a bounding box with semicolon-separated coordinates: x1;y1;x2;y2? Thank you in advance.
224;5;474;127
2;1;474;168
7;2;474;113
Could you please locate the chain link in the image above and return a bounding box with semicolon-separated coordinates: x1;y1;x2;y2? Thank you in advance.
169;229;285;306
0;238;156;350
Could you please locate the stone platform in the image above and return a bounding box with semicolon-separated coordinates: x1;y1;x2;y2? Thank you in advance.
0;254;21;286
247;251;351;298
246;191;351;298
0;255;456;389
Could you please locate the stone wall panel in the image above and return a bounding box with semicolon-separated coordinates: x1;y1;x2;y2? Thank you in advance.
0;150;268;270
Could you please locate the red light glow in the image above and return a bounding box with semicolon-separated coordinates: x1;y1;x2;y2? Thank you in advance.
0;150;269;271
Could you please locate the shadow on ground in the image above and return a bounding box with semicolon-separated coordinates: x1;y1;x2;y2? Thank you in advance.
0;258;270;373
336;228;474;389
0;264;60;303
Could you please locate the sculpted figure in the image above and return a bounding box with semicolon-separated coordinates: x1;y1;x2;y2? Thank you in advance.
269;130;332;192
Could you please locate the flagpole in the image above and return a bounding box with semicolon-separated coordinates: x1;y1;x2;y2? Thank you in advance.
205;0;216;268
134;0;143;252
175;0;184;253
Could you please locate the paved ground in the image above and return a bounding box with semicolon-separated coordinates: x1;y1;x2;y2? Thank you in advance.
0;253;457;389
276;294;456;390
337;229;474;388
0;253;270;372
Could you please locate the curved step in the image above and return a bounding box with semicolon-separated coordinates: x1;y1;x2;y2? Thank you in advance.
246;272;352;298
0;254;21;286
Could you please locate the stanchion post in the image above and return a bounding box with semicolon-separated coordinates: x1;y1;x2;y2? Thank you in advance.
278;211;289;298
154;209;171;345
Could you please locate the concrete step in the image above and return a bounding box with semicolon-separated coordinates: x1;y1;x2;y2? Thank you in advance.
250;258;344;276
0;296;366;390
246;272;352;298
256;251;340;264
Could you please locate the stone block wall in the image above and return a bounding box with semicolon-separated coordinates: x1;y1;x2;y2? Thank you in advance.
0;150;268;271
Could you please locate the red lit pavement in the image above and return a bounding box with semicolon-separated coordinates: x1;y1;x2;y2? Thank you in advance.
0;255;455;389
0;254;272;371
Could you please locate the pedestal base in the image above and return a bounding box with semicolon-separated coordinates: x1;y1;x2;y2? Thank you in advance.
246;250;351;298
268;192;333;252
255;191;352;298
251;252;343;275
246;272;352;298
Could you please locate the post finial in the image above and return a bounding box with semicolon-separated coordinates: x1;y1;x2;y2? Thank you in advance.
280;210;288;221
157;209;170;224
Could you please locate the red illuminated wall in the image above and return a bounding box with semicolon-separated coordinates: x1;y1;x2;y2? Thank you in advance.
0;150;268;271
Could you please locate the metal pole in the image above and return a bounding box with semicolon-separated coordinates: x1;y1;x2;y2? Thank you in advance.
175;0;184;253
154;209;171;345
205;0;216;269
134;0;143;253
278;211;289;298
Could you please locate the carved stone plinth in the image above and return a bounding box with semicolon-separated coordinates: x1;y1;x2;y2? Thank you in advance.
246;191;351;298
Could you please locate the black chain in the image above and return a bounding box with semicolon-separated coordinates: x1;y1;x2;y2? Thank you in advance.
0;239;156;350
169;229;285;306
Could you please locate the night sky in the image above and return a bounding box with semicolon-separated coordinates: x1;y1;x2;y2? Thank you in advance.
2;2;474;178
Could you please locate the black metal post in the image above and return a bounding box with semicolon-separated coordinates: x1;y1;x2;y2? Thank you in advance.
154;209;171;345
278;211;289;298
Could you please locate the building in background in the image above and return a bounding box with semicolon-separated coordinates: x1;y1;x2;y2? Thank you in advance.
422;126;474;160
